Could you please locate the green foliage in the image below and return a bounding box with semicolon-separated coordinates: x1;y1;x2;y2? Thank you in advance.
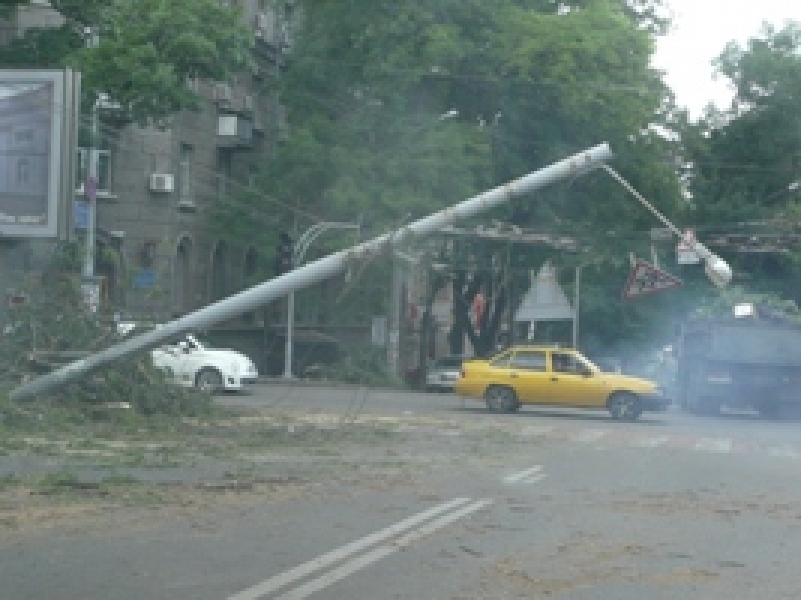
692;286;801;322
312;345;404;388
685;21;801;307
0;0;252;122
0;247;211;417
228;0;683;352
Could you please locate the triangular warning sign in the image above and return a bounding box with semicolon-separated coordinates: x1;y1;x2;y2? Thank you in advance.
622;260;683;300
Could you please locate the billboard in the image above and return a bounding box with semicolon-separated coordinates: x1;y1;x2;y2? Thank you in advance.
0;69;80;238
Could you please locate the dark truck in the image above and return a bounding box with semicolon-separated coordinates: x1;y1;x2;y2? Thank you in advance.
676;308;801;417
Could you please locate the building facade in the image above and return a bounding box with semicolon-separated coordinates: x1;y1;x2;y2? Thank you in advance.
1;1;291;321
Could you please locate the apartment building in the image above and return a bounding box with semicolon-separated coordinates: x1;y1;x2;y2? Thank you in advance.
1;0;291;320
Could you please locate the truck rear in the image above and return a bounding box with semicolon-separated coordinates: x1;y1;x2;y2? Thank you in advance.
676;313;801;417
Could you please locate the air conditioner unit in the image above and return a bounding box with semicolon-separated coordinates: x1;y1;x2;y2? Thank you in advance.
149;173;174;193
213;83;233;105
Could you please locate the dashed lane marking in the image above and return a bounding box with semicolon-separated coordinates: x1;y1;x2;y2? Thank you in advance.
520;473;548;485
504;466;543;484
695;438;734;454
767;445;801;459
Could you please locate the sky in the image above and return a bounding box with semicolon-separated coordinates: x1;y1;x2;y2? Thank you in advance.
652;0;801;119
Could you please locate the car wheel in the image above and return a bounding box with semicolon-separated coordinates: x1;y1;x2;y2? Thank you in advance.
195;368;223;393
608;392;642;421
485;386;519;413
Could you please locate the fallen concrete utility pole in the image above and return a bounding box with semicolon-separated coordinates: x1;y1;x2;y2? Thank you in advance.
11;143;613;401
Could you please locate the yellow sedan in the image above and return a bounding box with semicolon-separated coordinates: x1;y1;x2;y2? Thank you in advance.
454;346;669;420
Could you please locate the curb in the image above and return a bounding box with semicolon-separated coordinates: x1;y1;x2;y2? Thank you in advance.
255;377;413;393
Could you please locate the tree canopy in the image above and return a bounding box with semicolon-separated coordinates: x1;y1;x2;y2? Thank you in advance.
242;0;688;350
0;0;252;121
684;21;801;307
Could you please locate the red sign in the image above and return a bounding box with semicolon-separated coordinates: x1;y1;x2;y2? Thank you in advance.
622;260;683;300
472;292;486;328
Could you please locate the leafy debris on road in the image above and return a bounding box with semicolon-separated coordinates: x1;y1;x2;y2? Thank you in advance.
0;246;210;417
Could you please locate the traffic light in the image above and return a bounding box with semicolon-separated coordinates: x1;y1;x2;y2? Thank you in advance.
274;232;293;275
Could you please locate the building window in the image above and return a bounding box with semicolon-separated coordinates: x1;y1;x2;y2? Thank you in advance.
76;148;112;194
16;158;30;185
216;150;232;200
179;143;193;202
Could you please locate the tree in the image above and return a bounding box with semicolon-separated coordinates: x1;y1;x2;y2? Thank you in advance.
230;0;686;352
685;22;801;305
0;0;252;122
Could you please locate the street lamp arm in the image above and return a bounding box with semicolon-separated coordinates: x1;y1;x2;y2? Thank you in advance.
295;222;359;265
284;220;361;379
601;164;732;288
602;165;682;237
295;222;329;258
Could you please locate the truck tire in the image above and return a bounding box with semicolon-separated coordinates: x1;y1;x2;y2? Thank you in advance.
698;396;721;417
758;400;781;419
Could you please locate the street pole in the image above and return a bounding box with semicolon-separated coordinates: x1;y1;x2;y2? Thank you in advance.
11;143;613;401
83;27;99;279
284;291;295;377
388;110;459;377
388;254;402;378
573;266;581;349
283;221;359;379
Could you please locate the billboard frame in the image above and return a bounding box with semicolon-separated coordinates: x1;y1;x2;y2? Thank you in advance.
0;69;80;239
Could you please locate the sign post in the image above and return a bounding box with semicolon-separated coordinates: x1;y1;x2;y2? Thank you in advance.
677;228;700;265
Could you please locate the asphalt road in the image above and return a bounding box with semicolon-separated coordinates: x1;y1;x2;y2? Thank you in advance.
224;382;801;452
3;385;801;599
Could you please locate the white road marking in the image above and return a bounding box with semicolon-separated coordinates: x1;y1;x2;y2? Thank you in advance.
632;435;669;448
520;473;548;485
504;466;543;483
695;438;733;454
275;500;494;600
227;497;472;600
521;425;555;437
767;445;801;459
574;429;608;443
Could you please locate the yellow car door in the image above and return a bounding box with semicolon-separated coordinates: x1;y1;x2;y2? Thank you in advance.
506;349;549;403
548;351;608;407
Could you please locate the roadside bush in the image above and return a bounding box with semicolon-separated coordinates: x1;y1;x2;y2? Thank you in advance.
310;345;405;388
0;246;210;417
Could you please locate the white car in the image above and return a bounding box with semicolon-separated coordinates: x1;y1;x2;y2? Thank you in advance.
150;334;259;392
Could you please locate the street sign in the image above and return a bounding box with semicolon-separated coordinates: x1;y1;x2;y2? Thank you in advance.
677;227;700;264
622;260;683;300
